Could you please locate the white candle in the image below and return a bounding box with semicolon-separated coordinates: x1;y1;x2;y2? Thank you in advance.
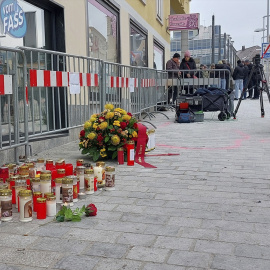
19;190;32;222
15;186;25;209
93;166;102;181
40;180;51;196
46;197;56;216
55;178;62;204
0;189;12;221
85;176;94;194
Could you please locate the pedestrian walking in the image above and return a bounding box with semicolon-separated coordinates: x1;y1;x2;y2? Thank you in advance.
233;60;245;100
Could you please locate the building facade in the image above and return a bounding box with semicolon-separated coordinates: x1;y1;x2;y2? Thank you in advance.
0;0;190;70
170;25;237;67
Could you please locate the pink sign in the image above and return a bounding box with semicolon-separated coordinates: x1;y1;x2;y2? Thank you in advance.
168;13;199;31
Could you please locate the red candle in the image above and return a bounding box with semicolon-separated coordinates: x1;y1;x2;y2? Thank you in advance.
46;160;54;170
33;192;42;212
94;177;97;191
126;140;135;166
57;169;65;179
77;178;80;194
117;147;124;165
65;164;73;176
55;160;65;170
0;167;9;183
76;159;84;167
7;175;18;204
37;198;47;219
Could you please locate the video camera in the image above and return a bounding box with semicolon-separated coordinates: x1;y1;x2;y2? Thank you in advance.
253;54;263;67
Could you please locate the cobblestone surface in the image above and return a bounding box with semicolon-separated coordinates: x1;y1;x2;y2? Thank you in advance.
2;98;270;269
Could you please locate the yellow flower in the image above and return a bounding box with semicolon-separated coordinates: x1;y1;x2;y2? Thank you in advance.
105;112;114;119
122;115;131;121
132;131;138;138
111;135;120;145
90;117;97;122
105;104;114;110
113;120;120;127
84;121;92;129
100;148;107;157
99;122;108;130
87;132;96;140
114;112;121;117
93;123;98;129
122;110;127;115
114;108;123;114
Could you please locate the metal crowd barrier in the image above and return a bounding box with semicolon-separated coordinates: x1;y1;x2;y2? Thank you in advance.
0;46;28;163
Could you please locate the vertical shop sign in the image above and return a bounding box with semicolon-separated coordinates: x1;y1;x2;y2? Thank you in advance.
0;0;27;38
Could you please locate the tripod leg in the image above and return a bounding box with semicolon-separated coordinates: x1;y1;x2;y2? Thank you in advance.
233;86;247;119
260;88;265;117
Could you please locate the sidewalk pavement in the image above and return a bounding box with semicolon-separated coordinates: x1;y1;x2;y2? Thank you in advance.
1;97;270;270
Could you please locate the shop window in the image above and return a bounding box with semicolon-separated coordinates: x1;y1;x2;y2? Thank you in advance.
154;41;164;70
130;22;148;67
88;0;119;63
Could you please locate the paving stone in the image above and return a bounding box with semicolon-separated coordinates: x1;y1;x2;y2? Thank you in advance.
194;240;235;255
31;237;90;254
0;247;62;268
153;236;193;250
117;232;156;246
167;217;202;228
144;224;181;236
211;254;270;270
121;213;168;225
235;243;270;259
142;262;185;270
126;246;170;263
0;233;38;249
83;242;129;259
52;254;99;270
93;258;143;270
167;250;212;268
181;227;219;241
30;224;71;238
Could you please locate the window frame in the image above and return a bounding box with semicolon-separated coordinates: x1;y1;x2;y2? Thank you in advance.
156;0;163;23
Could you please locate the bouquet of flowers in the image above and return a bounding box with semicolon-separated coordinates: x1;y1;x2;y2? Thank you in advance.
79;104;138;161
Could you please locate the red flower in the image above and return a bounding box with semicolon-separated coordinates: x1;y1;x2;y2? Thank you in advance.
120;122;127;129
85;203;97;216
80;130;85;137
133;123;138;129
132;137;138;142
99;116;105;122
127;112;132;117
97;134;104;142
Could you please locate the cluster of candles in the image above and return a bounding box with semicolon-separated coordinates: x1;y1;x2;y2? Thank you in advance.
0;159;115;223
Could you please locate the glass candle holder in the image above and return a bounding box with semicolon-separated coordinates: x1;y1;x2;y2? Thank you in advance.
56;169;65;179
27;163;36;178
55;160;65;170
0;167;9;183
40;174;51;196
85;168;94;194
15;179;27;209
36;197;46;219
117;147;124;165
33;191;42;212
46;196;56;217
45;159;54;170
62;178;73;205
76;166;85;192
0;189;12;221
105;166;116;190
18;190;32;222
6;163;16;177
6;175;18;204
126;140;135;166
31;178;41;193
76;159;84;167
44;192;54;199
65;175;78;202
65;163;73;176
36;158;45;174
94;161;105;188
55;178;62;204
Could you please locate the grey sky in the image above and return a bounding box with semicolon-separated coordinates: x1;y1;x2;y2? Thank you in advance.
190;0;268;51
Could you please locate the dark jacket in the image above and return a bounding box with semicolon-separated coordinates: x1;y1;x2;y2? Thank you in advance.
166;59;180;79
243;65;249;80
232;63;245;80
180;57;196;78
215;63;227;79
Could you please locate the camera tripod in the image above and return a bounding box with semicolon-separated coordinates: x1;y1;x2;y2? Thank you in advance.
233;64;270;118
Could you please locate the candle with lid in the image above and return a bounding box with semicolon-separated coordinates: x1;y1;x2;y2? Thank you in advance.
85;168;94;194
76;159;84;167
46;196;56;217
66;175;78;202
36;158;45;173
55;178;62;203
62;177;73;206
94;162;105;188
76;166;85;192
0;189;12;221
65;163;73;176
105;166;116;190
56;169;65;179
15;179;27;209
126;140;135;166
6;175;18;204
31;178;40;192
55;159;65;170
117;147;124;165
33;191;42;212
0;167;9;183
36;197;46;219
44;192;54;199
45;159;54;170
18;190;32;222
40;174;51;196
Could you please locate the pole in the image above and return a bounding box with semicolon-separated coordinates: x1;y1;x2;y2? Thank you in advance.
224;33;227;60
267;0;269;42
218;25;221;61
212;15;215;64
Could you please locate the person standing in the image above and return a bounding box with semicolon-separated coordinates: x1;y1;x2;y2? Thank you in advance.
222;59;231;90
215;60;226;89
166;53;181;104
233;60;245;100
180;50;196;78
